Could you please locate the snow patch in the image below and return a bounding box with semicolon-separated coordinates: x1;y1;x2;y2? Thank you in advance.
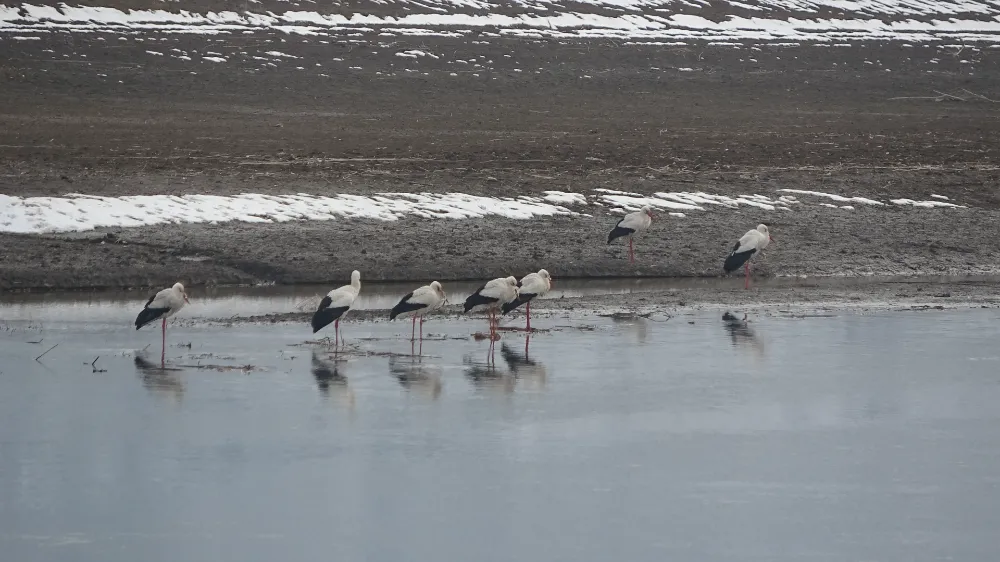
891;198;965;208
2;5;1000;42
542;191;587;205
0;192;581;234
777;189;885;205
395;49;438;58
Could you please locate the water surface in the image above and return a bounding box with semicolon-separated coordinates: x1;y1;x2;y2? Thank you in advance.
1;305;999;561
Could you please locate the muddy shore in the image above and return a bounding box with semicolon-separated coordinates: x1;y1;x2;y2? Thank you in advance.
2;32;999;291
185;276;999;328
2;203;999;291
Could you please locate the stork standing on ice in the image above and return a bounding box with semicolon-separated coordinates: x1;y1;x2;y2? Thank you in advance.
501;269;552;331
135;282;190;365
608;206;655;263
312;270;361;345
464;276;519;338
390;281;447;341
723;224;773;289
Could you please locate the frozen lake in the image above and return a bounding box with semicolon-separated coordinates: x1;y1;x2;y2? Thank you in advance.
2;300;1000;561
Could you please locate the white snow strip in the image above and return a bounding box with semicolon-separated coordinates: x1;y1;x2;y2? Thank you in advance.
395;49;438;58
777;189;885;205
0;192;581;234
930;193;950;200
542;191;587;205
2;5;1000;42
890;198;965;208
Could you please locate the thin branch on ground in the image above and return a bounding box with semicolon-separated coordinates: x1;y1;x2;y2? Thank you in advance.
35;343;58;362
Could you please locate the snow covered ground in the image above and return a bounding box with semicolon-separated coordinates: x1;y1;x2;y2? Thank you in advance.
0;189;964;234
2;2;1000;42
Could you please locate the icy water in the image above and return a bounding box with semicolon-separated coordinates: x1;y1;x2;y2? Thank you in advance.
2;302;1000;561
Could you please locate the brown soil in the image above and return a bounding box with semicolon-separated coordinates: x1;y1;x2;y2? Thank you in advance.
1;30;999;290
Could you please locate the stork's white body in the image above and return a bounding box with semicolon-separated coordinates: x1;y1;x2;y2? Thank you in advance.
148;285;187;320
723;224;773;289
312;270;362;343
734;228;770;255
391;281;448;341
323;280;361;313
135;282;190;366
518;270;552;299
465;276;519;344
608;206;655;263
618;209;653;234
467;276;519;314
502;269;553;331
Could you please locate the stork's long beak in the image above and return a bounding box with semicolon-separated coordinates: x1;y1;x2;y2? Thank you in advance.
769;235;775;242
184;294;191;304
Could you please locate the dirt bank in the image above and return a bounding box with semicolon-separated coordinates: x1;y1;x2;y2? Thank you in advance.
1;202;999;291
2;32;999;291
192;276;1000;329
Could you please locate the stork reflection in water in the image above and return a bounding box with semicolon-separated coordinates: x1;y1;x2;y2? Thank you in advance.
134;353;184;404
500;334;547;389
311;350;355;409
389;355;443;400
722;311;765;357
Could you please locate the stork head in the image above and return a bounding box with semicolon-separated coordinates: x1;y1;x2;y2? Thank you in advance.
642;206;655;219
430;280;445;297
430;281;448;305
538;268;552;287
350;270;361;286
756;224;773;242
173;282;190;304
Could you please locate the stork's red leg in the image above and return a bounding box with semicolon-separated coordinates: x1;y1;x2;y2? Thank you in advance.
419;317;424;341
629;237;635;264
526;301;531;332
411;315;416;341
745;262;750;290
161;318;166;366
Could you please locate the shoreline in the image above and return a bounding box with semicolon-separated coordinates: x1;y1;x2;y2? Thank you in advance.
4;275;997;325
3;205;1000;292
198;279;1000;326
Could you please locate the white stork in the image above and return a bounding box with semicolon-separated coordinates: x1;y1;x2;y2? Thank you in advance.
464;276;519;338
608;206;655;263
501;269;552;331
723;224;773;289
312;270;361;345
390;281;447;341
135;282;190;365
